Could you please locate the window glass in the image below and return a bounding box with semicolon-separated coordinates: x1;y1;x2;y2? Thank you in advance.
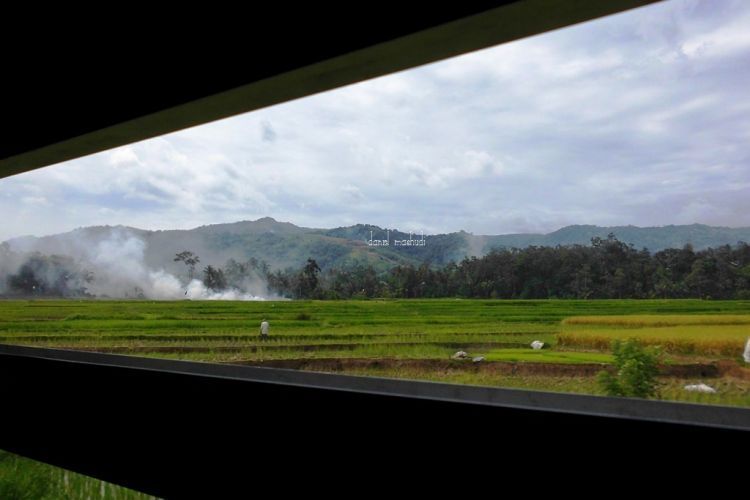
1;0;748;409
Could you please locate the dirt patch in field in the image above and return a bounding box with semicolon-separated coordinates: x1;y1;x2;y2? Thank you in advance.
663;363;719;378
232;358;719;378
716;360;750;380
235;357;604;376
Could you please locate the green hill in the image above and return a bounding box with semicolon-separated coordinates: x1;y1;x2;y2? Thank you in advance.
7;219;750;274
480;223;750;253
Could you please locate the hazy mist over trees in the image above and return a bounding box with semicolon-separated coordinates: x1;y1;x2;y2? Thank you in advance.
2;222;750;300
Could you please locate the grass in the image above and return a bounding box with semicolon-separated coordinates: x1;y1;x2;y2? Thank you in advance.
658;378;750;407
314;367;750;407
0;450;157;499
2;298;749;329
137;343;460;362
562;314;750;328
2;332;558;349
483;349;612;364
333;367;604;394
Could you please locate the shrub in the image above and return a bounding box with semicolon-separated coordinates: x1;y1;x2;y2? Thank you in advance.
597;339;660;399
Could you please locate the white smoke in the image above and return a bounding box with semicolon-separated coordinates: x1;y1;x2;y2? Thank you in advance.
183;279;264;300
4;228;267;300
89;230;266;300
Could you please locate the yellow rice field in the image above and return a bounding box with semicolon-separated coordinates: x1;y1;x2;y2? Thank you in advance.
562;314;750;328
559;315;750;355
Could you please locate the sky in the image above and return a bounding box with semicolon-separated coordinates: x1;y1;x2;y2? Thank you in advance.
2;0;750;241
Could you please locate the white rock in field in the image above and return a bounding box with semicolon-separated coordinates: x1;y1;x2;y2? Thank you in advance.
530;340;544;350
472;356;485;363
683;383;717;394
743;338;750;363
451;351;468;360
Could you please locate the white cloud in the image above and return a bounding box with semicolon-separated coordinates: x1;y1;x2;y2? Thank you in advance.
20;196;49;206
340;184;364;201
108;146;141;167
1;0;749;241
681;15;750;58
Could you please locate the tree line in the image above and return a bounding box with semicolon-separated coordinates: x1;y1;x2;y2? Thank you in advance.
4;235;750;299
264;235;750;300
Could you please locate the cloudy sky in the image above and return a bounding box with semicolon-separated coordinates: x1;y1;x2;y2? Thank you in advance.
2;0;750;241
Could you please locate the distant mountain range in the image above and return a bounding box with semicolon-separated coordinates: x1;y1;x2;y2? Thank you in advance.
6;218;750;273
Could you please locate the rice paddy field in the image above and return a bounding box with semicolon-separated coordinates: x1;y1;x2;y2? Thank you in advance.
1;298;749;409
559;315;750;355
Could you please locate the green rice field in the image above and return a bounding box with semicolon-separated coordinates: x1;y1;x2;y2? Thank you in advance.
0;298;749;407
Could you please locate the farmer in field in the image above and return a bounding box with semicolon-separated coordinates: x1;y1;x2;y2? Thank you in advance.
259;318;270;340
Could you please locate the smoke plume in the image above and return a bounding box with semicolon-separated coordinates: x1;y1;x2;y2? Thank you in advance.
1;228;268;300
